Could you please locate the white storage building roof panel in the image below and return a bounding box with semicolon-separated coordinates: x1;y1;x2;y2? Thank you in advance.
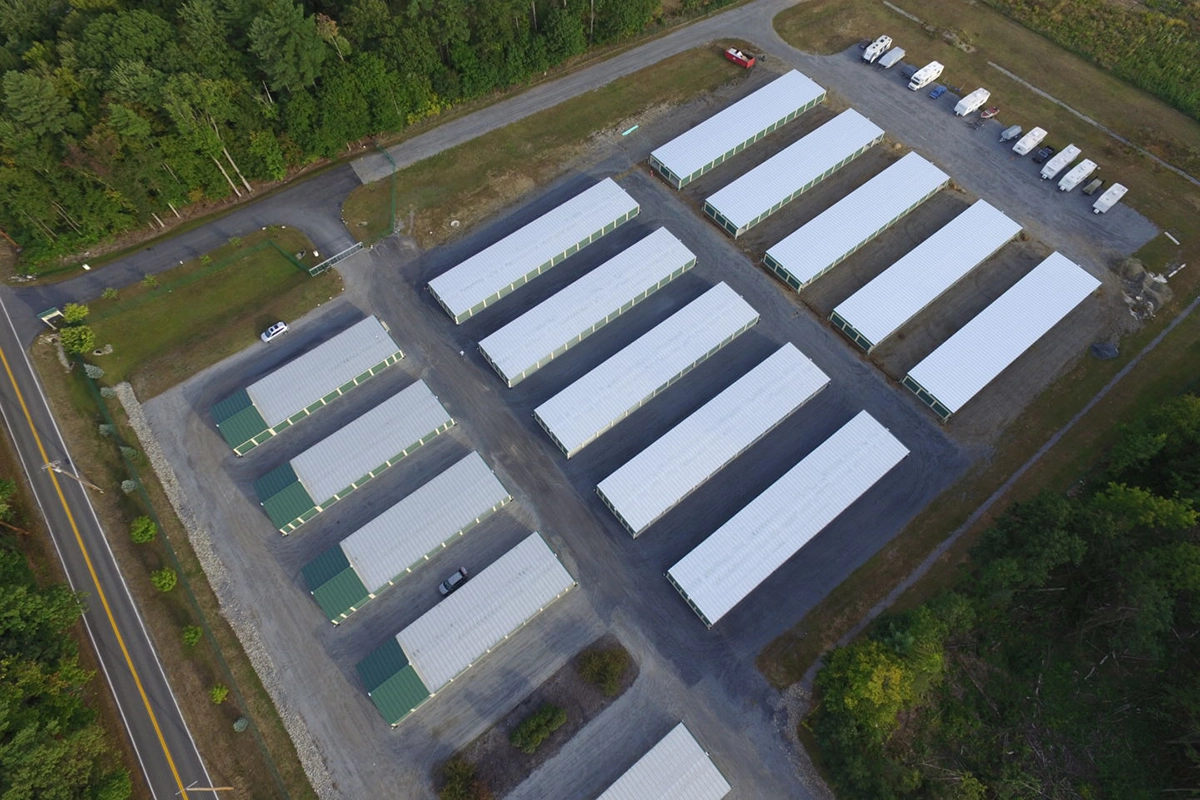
597;344;829;535
479;229;696;383
669;411;908;626
906;252;1101;413
341;453;510;593
705;110;885;230
650;70;825;180
247;317;400;426
396;532;574;692
428;179;638;319
764;153;949;284
291;381;452;502
534;282;759;457
833;201;1022;347
597;723;731;800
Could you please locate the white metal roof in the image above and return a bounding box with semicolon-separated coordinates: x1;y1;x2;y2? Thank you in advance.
597;344;829;536
668;411;908;626
340;453;510;593
650;70;825;180
396;532;574;692
291;381;452;502
705;110;884;231
596;723;731;800
764;152;948;285
478;228;696;384
427;179;639;320
246;317;400;426
534;282;759;457
906;252;1101;414
832;201;1021;348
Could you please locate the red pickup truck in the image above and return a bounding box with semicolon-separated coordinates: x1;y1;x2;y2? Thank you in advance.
724;47;755;69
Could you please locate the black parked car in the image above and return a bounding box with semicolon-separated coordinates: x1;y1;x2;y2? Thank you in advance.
1033;145;1057;164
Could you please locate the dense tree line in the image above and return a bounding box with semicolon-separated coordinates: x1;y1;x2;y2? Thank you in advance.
811;394;1200;798
0;479;131;798
0;0;732;268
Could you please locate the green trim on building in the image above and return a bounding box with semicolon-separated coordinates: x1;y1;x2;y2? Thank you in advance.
829;311;875;352
215;404;270;453
902;375;953;422
302;547;371;623
357;639;431;726
261;481;317;531
666;572;714;629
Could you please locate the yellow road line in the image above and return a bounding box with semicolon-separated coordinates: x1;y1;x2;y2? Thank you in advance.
0;343;190;800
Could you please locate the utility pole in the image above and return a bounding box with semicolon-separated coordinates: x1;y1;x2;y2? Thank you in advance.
43;460;104;494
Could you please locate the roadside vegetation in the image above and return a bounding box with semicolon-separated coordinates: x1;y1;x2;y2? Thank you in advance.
809;395;1200;797
342;42;757;246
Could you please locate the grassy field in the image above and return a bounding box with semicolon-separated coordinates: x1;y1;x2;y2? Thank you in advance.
342;42;758;247
760;0;1200;688
88;227;342;399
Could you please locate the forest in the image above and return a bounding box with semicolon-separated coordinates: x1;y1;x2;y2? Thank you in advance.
0;479;131;799
0;0;730;269
810;393;1200;798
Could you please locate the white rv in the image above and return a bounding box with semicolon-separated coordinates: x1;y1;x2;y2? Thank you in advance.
1040;144;1081;179
863;35;892;63
1011;127;1047;156
954;88;990;116
908;61;944;90
1058;159;1098;191
1093;183;1128;214
878;47;905;69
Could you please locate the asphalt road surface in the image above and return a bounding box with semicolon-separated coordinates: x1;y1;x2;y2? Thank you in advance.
0;292;211;799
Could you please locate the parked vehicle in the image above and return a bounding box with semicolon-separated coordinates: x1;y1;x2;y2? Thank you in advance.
438;567;469;596
260;321;288;343
980;107;999;119
878;47;905;69
724;47;755;69
862;35;892;63
1040;144;1082;179
900;64;918;80
1013;127;1048;155
929;85;947;99
1093;183;1128;214
999;125;1023;142
1032;145;1057;164
908;61;944;90
954;88;990;116
1058;159;1098;191
1081;178;1104;196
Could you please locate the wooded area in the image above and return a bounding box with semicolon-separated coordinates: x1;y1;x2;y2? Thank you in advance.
0;0;730;269
810;394;1200;798
0;478;131;799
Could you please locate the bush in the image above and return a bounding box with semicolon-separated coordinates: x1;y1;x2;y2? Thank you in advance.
509;703;567;754
61;303;89;324
141;274;158;289
181;625;203;647
210;684;229;704
438;757;493;800
577;646;630;697
129;516;158;544
150;568;177;592
101;287;118;300
59;325;96;354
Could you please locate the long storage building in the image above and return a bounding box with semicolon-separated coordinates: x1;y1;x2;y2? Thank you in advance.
211;317;402;455
254;381;454;534
903;252;1101;421
668;411;908;627
357;532;575;726
703;109;885;238
534;282;759;458
597;344;829;537
479;228;696;387
763;152;949;291
596;723;732;800
428;179;639;324
649;70;826;189
830;201;1022;352
301;453;511;623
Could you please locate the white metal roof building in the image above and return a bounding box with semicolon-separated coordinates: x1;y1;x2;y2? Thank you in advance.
428;179;640;323
704;110;885;238
254;381;455;534
596;723;732;800
302;452;512;623
212;316;403;455
649;70;826;189
479;229;697;387
534;283;759;458
830;201;1022;352
904;252;1101;421
668;411;909;627
763;152;949;291
596;344;829;537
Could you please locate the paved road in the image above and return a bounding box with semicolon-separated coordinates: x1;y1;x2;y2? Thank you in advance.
0;291;211;798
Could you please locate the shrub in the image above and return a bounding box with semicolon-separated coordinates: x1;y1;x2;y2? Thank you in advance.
141;274;158;289
150;568;177;592
509;703;567;754
61;303;89;324
101;287;118;300
130;516;158;544
210;684;229;704
438;757;493;800
59;325;96;354
578;646;630;697
182;625;203;647
119;479;137;494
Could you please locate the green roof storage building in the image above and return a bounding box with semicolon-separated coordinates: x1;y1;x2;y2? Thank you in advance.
211;317;402;455
254;380;454;534
302;452;512;623
357;532;575;726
